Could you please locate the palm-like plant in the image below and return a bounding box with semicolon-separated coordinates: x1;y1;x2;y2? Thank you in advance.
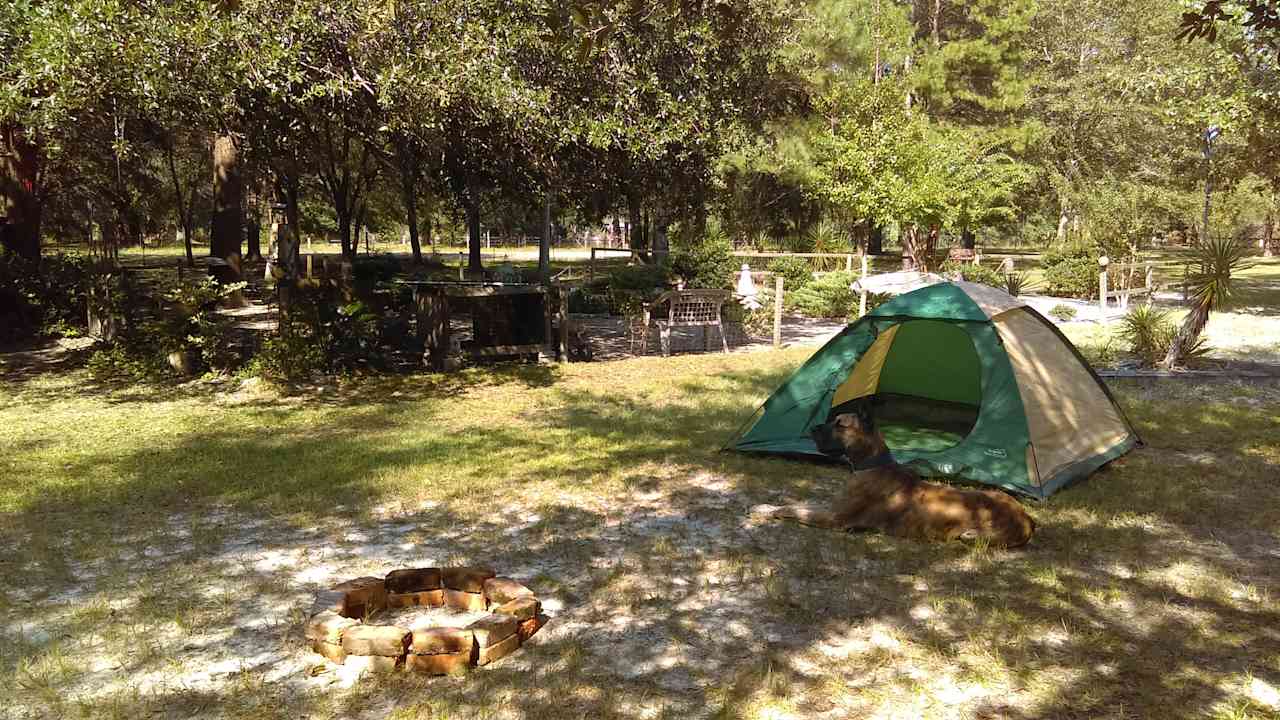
1161;236;1250;368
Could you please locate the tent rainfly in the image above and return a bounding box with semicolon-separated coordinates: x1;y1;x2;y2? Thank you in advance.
727;281;1140;499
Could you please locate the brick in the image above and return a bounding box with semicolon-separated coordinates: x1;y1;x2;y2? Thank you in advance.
406;651;472;676
341;625;410;657
441;566;496;593
467;614;517;648
385;568;442;594
518;614;547;643
476;632;520;666
305;611;359;643
387;592;414;609
345;654;401;674
483;577;534;606
333;576;387;619
310;639;346;664
494;597;540;621
417;589;445;607
411;627;475;656
310;590;346;615
443;588;487;612
388;590;445;608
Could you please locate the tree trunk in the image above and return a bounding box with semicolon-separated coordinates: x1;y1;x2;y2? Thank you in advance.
466;194;483;274
210;134;243;282
0;125;42;262
337;211;353;259
1161;302;1210;368
245;182;262;262
627;192;644;251
164;140;196;268
1266;196;1277;258
901;225;917;270
961;228;975;250
1056;208;1070;243
395;140;422;264
868;225;884;255
539;192;552;283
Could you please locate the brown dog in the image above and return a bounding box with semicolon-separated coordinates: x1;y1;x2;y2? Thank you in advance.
764;413;1036;548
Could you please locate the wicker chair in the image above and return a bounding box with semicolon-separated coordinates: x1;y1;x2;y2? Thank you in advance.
649;289;731;356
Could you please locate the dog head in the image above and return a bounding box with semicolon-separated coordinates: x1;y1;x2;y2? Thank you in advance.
811;411;883;463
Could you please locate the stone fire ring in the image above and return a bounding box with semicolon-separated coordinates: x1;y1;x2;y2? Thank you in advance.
304;566;549;675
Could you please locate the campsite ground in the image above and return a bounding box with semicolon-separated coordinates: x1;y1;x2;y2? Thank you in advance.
3;343;1280;719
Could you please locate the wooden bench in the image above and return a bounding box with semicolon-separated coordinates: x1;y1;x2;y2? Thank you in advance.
947;247;981;264
648;289;731;356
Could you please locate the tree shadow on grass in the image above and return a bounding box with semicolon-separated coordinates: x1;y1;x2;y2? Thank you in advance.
3;373;1280;718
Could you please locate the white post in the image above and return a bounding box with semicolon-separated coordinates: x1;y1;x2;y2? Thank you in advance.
1146;263;1154;293
773;276;784;348
1099;271;1109;320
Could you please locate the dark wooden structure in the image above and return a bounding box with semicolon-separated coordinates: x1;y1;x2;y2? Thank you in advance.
404;282;569;370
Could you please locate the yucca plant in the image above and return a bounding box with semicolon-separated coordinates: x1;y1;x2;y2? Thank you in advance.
1120;304;1173;366
1162;236;1249;368
806;220;846;271
1003;271;1034;297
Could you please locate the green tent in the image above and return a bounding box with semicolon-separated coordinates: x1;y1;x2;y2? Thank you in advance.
727;281;1140;499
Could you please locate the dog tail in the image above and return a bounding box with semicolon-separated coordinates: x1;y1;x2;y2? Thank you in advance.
771;505;838;529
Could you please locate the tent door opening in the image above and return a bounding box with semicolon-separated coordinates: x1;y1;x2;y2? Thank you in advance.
829;320;982;454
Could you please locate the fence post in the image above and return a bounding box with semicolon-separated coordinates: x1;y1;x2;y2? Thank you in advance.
845;254;853;273
1099;271;1109;320
589;248;596;282
773;276;784;349
859;254;869;317
1146;263;1154;293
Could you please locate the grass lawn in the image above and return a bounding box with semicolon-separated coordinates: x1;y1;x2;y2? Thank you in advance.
3;349;1280;719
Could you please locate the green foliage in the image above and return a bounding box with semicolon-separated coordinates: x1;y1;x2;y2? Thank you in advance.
1182;237;1251;313
1048;304;1078;322
766;257;813;292
86;342;172;383
941;260;1005;288
157;277;244;371
668;233;736;290
248;330;329;384
1004;272;1032;297
0;254;93;342
1041;242;1102;299
1120;304;1209;367
786;271;859;319
567;281;612;315
604;265;670;315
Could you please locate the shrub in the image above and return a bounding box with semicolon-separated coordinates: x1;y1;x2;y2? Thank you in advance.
941;260;1005;288
787;271;858;319
158;277;244;372
1041;242;1101;299
604;264;669;316
0;253;93;342
1003;272;1032;297
1048;304;1077;322
567;281;611;314
249;329;329;382
86;342;171;382
669;234;736;290
766;256;812;292
1117;304;1209;367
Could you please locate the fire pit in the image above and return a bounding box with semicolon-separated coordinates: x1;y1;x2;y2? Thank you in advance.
305;566;548;675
